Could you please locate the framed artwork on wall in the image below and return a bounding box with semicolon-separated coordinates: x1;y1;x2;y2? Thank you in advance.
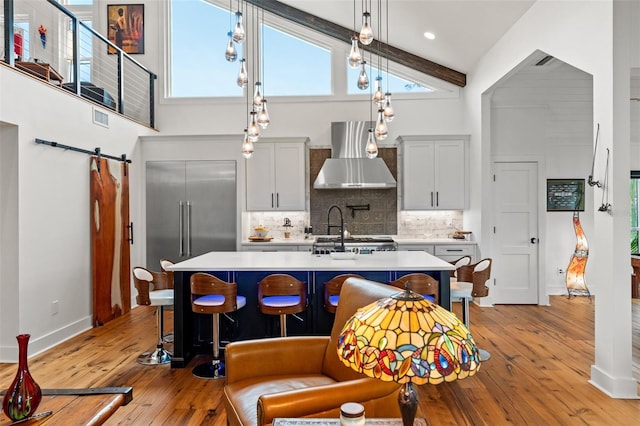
107;4;144;54
547;179;585;211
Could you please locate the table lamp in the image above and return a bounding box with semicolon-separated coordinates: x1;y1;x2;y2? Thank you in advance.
336;285;482;426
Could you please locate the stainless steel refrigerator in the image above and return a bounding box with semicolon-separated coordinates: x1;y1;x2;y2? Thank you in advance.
146;161;237;268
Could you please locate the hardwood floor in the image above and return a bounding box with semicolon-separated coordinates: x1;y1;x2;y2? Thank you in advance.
1;297;639;425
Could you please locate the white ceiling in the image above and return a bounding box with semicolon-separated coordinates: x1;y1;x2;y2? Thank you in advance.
282;0;536;75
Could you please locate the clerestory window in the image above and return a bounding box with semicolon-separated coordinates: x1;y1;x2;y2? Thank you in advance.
168;0;454;99
169;0;331;98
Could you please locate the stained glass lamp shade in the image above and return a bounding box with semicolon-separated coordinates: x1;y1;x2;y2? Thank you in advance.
337;287;481;426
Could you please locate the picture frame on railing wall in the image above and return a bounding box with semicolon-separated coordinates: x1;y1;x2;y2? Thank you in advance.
107;4;144;55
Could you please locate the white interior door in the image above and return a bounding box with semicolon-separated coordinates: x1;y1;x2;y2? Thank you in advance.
492;162;539;304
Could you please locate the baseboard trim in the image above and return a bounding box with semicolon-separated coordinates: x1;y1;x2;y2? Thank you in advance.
0;316;92;362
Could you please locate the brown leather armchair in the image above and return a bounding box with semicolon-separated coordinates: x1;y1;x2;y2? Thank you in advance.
223;278;402;426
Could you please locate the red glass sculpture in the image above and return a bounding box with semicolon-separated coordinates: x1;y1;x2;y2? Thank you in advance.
2;334;42;421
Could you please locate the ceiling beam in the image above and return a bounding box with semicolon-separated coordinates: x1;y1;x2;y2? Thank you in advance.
244;0;466;87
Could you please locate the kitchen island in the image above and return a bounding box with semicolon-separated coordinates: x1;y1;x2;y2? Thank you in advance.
167;251;454;368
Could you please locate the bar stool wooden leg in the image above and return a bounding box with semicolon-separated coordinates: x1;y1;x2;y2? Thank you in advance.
279;313;287;337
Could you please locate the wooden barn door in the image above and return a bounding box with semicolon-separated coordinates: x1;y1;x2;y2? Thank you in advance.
90;156;131;326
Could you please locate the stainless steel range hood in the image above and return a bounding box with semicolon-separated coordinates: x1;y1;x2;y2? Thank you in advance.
313;121;396;189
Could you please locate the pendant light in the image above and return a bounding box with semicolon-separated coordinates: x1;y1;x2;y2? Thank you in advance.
357;60;369;90
383;92;394;122
253;82;263;110
232;10;245;43
237;58;248;87
359;11;373;45
374;108;388;140
366;128;378;159
225;32;237;62
348;36;362;68
373;76;384;105
248;111;260;142
257;99;270;129
225;1;237;61
241;129;254;158
348;1;362;69
365;45;379;159
382;0;394;123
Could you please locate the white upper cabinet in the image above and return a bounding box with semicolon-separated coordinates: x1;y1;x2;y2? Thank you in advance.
399;136;468;210
246;139;308;211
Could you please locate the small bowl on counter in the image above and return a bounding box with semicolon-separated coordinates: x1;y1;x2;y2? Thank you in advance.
254;227;269;238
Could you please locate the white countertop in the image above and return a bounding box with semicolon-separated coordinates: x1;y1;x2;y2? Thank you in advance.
167;250;455;272
394;238;476;245
240;236;476;246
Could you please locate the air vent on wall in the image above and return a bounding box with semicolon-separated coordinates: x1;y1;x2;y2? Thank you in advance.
93;107;109;128
535;55;555;66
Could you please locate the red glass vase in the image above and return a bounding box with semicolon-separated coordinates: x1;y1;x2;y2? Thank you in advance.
2;334;42;421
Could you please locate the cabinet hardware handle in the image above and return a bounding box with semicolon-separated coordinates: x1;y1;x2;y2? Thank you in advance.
430;192;434;207
186;201;192;256
447;249;463;252
179;201;184;257
127;222;134;244
436;192;439;206
271;193;274;208
276;193;279;208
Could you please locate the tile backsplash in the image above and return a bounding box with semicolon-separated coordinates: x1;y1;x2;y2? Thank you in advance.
246;210;464;239
398;211;464;239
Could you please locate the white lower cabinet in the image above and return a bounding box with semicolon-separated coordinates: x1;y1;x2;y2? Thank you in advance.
434;244;476;262
396;244;434;255
397;243;476;262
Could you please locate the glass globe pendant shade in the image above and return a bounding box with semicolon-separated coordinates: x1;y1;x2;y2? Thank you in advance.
366;129;379;159
257;99;270;129
248;111;260;142
237;59;248;87
348;37;362;68
373;76;385;105
357;61;369;90
233;11;245;43
359;12;373;45
241;130;254;159
253;82;263;111
375;108;388;140
383;92;395;122
225;32;237;62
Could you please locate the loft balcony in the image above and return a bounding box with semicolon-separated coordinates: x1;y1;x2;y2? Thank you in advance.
1;0;156;128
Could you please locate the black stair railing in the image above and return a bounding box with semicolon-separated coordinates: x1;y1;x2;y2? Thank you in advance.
2;0;156;128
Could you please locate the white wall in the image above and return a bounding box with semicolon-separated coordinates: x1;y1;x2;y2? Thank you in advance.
491;62;595;296
92;0;466;146
464;0;637;397
0;65;154;360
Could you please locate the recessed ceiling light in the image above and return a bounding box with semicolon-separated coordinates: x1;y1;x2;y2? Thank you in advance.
423;32;435;40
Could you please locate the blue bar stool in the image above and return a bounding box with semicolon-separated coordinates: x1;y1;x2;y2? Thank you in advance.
323;274;364;314
190;272;246;379
258;274;307;337
389;273;439;304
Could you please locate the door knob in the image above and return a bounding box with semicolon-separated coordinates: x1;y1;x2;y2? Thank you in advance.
531;237;538;244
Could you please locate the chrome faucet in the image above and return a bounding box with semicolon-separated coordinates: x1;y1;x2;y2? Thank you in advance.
326;204;345;252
